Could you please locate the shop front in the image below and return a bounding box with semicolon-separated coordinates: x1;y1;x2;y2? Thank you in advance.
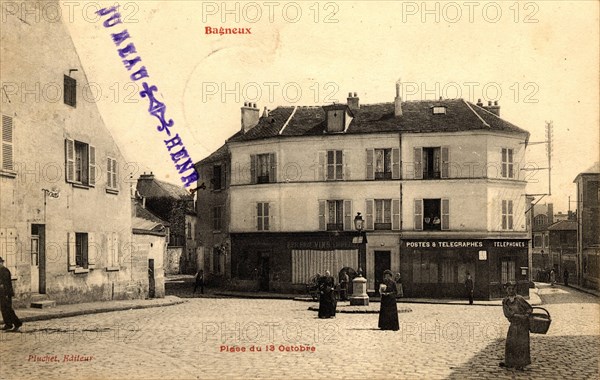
229;232;358;293
401;239;529;300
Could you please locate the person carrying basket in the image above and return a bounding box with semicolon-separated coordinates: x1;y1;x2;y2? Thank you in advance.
499;281;532;371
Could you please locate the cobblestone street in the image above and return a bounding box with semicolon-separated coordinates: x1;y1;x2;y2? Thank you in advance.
1;284;598;380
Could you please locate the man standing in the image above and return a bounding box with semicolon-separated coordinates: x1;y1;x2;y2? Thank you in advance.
465;272;474;305
0;257;22;331
563;269;569;287
193;269;204;294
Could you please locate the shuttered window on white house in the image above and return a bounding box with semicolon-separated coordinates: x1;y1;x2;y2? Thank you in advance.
1;115;14;172
65;138;95;187
107;157;118;192
502;200;514;230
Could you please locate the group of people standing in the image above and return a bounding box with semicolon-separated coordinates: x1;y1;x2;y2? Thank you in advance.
316;269;400;331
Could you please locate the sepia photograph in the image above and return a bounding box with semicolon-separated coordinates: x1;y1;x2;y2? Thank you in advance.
0;1;598;379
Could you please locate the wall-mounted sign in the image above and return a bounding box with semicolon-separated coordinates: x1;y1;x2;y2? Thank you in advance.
478;250;487;260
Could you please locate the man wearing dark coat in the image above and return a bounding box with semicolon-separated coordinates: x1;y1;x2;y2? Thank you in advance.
378;270;399;331
0;257;22;332
318;270;336;318
193;269;205;294
465;272;474;305
500;281;533;370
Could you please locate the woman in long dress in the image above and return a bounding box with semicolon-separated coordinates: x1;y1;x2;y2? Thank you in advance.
318;270;336;318
378;270;399;331
500;281;533;370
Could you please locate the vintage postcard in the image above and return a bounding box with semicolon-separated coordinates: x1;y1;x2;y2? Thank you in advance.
0;1;598;379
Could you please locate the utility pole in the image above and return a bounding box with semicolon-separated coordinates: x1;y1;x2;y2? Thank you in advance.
545;121;553;196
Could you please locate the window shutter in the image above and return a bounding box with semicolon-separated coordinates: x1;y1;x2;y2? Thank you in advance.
441;146;449;178
508;200;514;229
318;151;326;181
221;163;227;189
392;199;400;230
343;151;350;180
508;149;514;178
112;158;118;189
1;115;14;171
413;147;423;179
269;153;277;183
250;155;257;184
256;203;262;231
366;149;374;180
65;138;75;183
366;199;374;230
88;233;96;265
318;200;326;231
267;202;274;231
0;229;5;274
414;199;423;230
67;232;76;269
441;198;450;230
343;200;353;230
392;148;400;179
88;145;96;187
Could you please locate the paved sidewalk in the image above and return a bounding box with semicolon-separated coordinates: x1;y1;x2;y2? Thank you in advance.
566;283;600;297
1;296;186;324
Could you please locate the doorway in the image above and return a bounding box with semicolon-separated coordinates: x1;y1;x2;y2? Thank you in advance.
148;259;156;298
259;252;270;291
374;250;391;294
31;224;46;294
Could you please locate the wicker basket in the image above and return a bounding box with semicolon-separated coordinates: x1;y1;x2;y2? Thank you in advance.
529;307;551;334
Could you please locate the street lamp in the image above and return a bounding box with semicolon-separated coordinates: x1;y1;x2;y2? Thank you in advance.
350;212;369;306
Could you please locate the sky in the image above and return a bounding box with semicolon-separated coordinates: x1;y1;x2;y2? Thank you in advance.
61;0;599;213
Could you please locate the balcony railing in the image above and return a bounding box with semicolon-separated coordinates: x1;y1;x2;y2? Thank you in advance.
327;223;344;231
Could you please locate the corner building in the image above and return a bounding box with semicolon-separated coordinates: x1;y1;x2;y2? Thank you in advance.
196;88;531;299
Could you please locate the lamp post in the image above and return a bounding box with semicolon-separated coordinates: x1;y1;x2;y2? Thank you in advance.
350;212;369;306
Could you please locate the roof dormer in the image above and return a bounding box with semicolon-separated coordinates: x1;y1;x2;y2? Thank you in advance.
322;104;353;133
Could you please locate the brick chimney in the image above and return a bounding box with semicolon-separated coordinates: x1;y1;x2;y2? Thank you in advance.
476;99;484;107
241;102;260;133
394;80;402;117
547;203;554;225
484;100;501;116
347;92;359;111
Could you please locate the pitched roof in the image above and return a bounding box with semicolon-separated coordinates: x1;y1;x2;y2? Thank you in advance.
227;99;529;143
136;176;192;200
547;220;577;231
197;143;229;165
574;162;600;182
134;202;170;226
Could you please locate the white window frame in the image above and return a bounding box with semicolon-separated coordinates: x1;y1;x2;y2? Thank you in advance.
326;150;344;180
502;200;514;230
257;202;270;231
501;148;514;179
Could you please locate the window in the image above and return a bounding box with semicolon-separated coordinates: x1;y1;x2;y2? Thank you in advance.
257;202;270;231
64;75;76;107
416;199;449;231
374;199;392;230
502;200;514;230
213;247;222;274
327;150;343;180
543;234;549;248
414;147;449;179
327;200;344;231
75;233;88;269
412;253;438;283
501;148;514;178
501;259;516;284
534;214;547;226
213;206;223;231
106;157;118;192
213;164;223;189
533;234;542;248
318;200;352;231
432;106;446;114
251;153;276;184
374;149;392;180
1;115;14;172
65;139;95;187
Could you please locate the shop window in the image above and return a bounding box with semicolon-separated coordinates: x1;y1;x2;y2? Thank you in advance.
412;254;438;283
